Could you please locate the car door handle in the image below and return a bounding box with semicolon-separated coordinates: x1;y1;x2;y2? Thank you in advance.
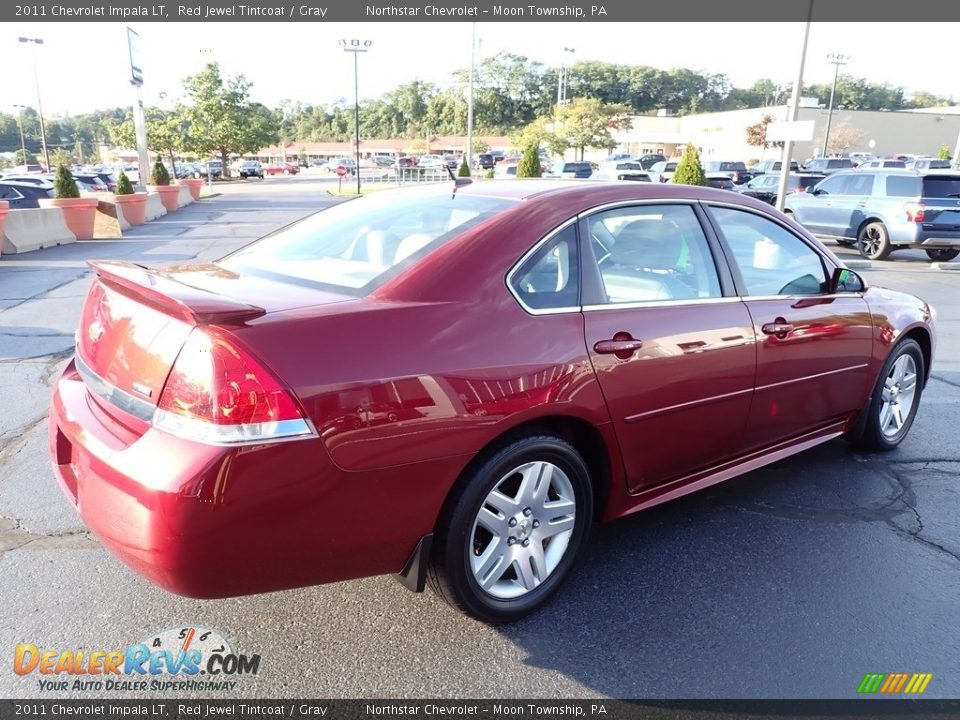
761;320;794;338
594;334;644;359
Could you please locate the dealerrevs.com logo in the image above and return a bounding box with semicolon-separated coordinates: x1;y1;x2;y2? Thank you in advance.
14;627;260;692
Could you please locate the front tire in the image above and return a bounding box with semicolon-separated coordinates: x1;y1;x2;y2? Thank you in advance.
858;222;892;260
853;338;924;451
926;248;960;262
428;434;593;623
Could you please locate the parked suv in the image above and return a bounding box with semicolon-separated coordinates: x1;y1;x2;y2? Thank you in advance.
801;157;854;174
237;160;264;179
784;169;960;261
751;159;800;175
702;161;754;185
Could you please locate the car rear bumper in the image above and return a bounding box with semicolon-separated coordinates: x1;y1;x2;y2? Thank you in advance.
48;359;461;599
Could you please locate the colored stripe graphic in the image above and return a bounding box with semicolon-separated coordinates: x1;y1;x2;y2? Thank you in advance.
858;674;886;693
858;673;932;694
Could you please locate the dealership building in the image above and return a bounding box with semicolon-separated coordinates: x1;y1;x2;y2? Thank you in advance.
610;105;960;163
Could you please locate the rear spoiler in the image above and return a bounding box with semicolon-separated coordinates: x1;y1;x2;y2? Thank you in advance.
88;260;266;325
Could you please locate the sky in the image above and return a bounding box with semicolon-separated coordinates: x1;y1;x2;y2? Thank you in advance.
4;22;958;117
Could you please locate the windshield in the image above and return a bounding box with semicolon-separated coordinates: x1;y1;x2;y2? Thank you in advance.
221;190;516;293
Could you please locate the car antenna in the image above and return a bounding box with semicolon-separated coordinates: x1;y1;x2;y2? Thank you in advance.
446;165;472;197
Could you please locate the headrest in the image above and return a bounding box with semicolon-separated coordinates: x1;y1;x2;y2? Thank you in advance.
609;220;682;270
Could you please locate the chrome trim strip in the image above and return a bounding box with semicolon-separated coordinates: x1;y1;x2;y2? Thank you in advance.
505;216;582;316
743;293;865;302
582;296;742;312
75;353;156;423
755;363;869;393
625;386;754;424
152;410;317;447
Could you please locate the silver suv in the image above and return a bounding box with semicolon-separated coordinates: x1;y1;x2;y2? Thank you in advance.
784;170;960;261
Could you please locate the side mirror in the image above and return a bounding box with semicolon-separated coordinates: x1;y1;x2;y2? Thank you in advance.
811;187;826;196
830;267;866;293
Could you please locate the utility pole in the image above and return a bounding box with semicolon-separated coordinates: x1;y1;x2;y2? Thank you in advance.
19;37;50;170
775;4;814;213
466;22;476;173
822;53;850;158
339;38;372;195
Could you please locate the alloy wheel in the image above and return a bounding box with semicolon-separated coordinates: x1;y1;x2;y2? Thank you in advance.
469;461;576;600
879;354;918;438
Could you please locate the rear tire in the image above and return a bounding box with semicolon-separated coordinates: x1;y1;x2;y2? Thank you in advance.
858;222;892;261
925;248;960;262
852;338;924;451
428;434;593;623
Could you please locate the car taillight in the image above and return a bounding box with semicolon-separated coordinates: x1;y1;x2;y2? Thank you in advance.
153;328;314;445
904;201;925;223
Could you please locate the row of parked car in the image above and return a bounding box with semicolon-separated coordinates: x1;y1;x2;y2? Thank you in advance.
0;167;119;209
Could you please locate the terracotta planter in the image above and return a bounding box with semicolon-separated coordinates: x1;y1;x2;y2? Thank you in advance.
177;178;205;201
148;185;181;212
114;193;148;226
38;197;98;241
0;200;7;257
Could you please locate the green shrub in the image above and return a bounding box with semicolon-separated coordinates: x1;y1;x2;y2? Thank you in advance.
485;169;495;179
54;164;80;199
150;160;171;186
116;171;134;195
938;145;951;161
457;158;471;177
672;142;707;186
516;145;543;178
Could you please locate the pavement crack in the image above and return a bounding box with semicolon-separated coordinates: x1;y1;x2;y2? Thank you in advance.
884;468;960;565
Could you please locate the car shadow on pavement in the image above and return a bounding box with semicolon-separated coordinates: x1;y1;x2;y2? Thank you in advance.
496;439;959;697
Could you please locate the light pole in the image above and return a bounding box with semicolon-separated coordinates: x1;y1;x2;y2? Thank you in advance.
774;2;814;213
339;38;371;195
466;22;476;173
12;104;28;163
822;53;850;158
18;37;50;171
557;47;575;107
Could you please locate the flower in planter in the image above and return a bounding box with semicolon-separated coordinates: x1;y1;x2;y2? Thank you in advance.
55;163;80;199
151;161;171;186
116;172;135;196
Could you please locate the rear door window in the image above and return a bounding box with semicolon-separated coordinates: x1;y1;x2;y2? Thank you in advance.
842;174;874;195
886;176;922;197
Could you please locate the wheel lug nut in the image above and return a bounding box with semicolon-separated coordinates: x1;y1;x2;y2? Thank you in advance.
532;520;540;528
523;507;532;517
507;537;517;546
522;539;530;547
508;518;517;527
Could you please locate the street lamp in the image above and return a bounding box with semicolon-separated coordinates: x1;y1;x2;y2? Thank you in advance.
18;37;50;170
465;23;476;173
822;53;851;158
12;104;28;162
339;38;372;195
557;47;575;107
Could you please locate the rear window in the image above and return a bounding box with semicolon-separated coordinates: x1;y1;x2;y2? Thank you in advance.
615;163;643;170
221;191;515;293
563;163;591;172
886;176;922;197
827;159;853;169
922;176;960;199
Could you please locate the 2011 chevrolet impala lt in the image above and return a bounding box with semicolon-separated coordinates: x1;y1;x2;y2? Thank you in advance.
49;180;935;622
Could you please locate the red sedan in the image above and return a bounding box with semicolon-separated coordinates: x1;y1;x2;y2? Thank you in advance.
264;162;299;176
49;181;935;622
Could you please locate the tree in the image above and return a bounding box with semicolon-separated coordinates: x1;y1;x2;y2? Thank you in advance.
815;122;864;155
54;163;79;198
116;171;134;195
553;98;631;160
151;160;170;186
110;106;191;174
457;158;471;177
14;148;38;165
938;145;951;160
745;114;784;152
673;143;707;186
180;63;278;175
516;145;542;178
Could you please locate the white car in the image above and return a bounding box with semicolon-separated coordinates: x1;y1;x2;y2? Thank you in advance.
417;155;446;169
646;160;679;183
0;174;56;190
593;161;650;182
493;163;518;179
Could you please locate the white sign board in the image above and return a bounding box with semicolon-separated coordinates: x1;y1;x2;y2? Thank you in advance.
766;120;815;142
127;27;143;86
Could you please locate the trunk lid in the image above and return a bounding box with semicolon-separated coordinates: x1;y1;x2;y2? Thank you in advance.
921;175;960;229
76;261;352;421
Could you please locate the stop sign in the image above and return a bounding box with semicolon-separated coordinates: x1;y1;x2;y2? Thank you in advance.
336;165;348;177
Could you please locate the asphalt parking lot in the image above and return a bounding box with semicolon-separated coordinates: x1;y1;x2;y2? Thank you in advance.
1;177;958;699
